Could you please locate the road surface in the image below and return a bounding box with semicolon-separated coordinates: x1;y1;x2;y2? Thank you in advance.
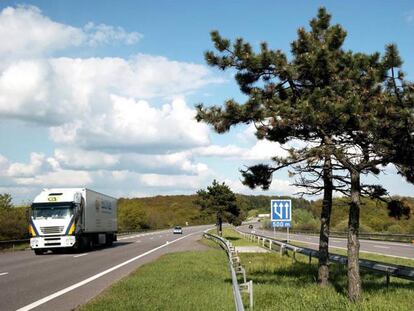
0;225;211;311
238;225;414;259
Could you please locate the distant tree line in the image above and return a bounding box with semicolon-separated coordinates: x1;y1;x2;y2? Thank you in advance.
1;192;412;242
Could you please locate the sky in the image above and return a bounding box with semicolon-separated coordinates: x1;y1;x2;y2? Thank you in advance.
1;0;414;203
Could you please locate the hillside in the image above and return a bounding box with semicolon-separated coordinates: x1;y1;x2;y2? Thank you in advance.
0;194;412;241
119;194;414;234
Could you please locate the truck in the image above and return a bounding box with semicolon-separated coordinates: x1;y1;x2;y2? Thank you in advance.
29;188;117;255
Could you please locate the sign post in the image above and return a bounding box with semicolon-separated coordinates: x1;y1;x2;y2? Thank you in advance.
271;199;292;242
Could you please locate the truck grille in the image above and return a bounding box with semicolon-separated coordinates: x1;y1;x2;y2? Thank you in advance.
40;226;64;235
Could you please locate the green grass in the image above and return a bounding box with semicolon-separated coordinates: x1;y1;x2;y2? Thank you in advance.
221;228;414;310
239;252;414;311
0;242;29;252
80;249;234;311
208;227;260;247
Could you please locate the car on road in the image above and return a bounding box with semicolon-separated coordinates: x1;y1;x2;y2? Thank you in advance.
248;224;253;229
173;226;183;234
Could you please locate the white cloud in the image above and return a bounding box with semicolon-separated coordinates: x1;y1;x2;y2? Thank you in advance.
16;169;93;187
0;5;83;59
0;5;141;60
53;148;119;170
7;152;46;177
53;148;208;175
49;96;210;153
194;140;288;161
83;22;142;46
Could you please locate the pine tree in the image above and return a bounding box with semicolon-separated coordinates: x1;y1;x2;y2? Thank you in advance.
196;8;414;300
195;180;240;236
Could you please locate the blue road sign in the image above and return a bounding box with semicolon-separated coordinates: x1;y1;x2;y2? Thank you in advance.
272;221;292;228
271;199;292;222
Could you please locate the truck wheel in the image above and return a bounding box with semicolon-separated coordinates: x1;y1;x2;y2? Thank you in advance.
78;236;92;252
34;249;45;255
105;234;113;247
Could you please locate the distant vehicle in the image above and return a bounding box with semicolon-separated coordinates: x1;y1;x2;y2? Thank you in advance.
248;224;254;229
173;226;183;234
29;188;117;255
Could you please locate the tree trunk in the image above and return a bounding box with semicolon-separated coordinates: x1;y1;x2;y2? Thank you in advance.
348;169;361;301
318;155;333;285
217;215;223;236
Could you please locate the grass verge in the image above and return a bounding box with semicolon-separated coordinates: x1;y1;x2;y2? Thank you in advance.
240;252;414;311
225;228;414;310
208;227;259;247
0;242;29;252
79;248;234;311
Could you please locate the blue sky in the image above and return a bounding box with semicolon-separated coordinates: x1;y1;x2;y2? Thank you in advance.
0;1;414;203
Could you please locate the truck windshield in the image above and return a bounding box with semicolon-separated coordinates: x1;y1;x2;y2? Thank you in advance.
32;203;74;220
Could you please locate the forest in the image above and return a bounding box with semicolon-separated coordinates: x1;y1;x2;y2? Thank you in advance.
1;193;412;241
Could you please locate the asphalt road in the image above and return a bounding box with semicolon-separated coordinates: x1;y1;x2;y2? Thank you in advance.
238;225;414;260
0;225;212;311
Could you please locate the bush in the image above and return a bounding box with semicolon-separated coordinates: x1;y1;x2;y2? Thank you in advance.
386;224;405;234
293;209;320;231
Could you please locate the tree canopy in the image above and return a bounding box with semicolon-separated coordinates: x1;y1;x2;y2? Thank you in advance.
196;7;414;301
195;180;241;235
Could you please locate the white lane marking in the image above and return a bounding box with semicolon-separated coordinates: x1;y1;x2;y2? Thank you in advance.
373;245;390;249
16;232;199;311
73;253;88;258
149;237;153;240
0;272;8;276
135;240;141;243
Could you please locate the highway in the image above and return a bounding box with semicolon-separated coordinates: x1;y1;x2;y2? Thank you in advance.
238;225;414;259
0;225;211;311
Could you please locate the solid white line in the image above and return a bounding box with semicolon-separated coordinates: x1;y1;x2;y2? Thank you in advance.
373;245;390;249
0;272;8;276
73;253;88;258
16;232;198;311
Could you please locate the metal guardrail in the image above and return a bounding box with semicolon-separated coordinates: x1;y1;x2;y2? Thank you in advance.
262;227;414;243
204;231;253;311
237;229;414;285
6;233;165;249
0;229;155;250
0;238;30;250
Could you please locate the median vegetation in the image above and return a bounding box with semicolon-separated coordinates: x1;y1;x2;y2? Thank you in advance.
80;248;234;311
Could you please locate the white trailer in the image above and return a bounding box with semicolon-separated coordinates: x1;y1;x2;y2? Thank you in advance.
29;188;117;255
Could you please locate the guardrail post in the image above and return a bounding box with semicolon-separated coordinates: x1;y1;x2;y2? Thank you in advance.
309;253;312;265
269;240;272;250
386;271;390;288
249;280;253;310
